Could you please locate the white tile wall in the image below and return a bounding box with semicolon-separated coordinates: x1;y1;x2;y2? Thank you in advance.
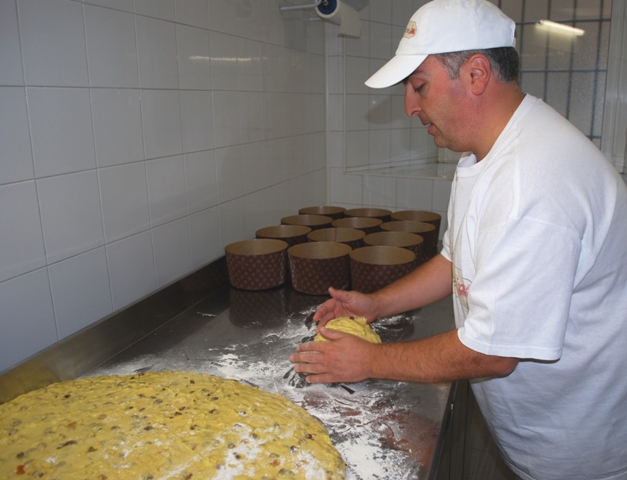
0;87;33;184
184;150;218;214
152;217;192;288
136;15;179;89
176;25;212;90
369;0;392;24
106;231;156;310
512;0;609;144
175;0;209;29
208;0;236;35
19;0;89;87
28;87;97;177
392;0;414;26
215;145;243;203
397;177;433;209
84;5;139;88
134;0;175;22
0;269;57;370
0;0;24;85
84;0;134;13
188;206;221;269
91;88;144;167
141;90;184;159
99;162;151;242
0;0;326;372
48;247;113;339
363;175;396;208
146;155;189;227
210;31;238;91
37;171;105;265
368;130;392;166
0;181;46;282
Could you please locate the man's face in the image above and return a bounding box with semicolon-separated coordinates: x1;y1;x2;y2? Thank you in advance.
403;55;470;152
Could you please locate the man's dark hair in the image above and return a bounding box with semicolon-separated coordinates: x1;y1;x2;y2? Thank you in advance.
433;47;520;84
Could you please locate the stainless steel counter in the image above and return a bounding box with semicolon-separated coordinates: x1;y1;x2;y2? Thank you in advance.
0;257;455;480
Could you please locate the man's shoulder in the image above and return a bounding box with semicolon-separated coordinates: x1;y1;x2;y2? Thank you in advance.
504;95;606;172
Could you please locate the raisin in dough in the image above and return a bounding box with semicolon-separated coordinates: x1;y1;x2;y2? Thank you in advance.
0;371;346;480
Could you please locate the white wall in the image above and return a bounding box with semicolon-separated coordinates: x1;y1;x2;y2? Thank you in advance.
0;0;326;372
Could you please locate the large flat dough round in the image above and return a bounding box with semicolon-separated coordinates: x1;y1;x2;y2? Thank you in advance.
0;371;345;479
314;317;381;344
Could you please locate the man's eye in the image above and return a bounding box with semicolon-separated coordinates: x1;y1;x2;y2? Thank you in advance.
414;84;424;93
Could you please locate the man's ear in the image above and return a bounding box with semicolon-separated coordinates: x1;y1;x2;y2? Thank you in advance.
465;54;491;95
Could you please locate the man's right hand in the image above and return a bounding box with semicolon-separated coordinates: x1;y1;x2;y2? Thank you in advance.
313;287;378;327
313;254;453;331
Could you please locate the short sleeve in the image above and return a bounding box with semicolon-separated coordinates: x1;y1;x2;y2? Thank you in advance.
457;216;581;360
440;226;451;261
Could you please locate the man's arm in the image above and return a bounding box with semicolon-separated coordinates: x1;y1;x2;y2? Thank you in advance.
293;253;519;383
370;253;454;318
291;328;519;384
314;253;454;325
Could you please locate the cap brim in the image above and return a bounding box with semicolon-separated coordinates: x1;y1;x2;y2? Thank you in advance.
365;54;428;89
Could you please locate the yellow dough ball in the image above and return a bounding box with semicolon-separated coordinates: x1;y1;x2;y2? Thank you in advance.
314;317;382;344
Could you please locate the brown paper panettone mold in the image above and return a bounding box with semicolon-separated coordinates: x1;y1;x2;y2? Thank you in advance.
350;246;416;294
256;225;311;247
225;239;288;291
381;220;438;261
332;217;382;234
344;207;393;223
288;241;352;295
307;227;365;250
363;231;425;268
391;210;441;237
281;214;333;230
298;205;346;220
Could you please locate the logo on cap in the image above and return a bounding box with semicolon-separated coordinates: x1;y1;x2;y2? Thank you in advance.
404;21;417;39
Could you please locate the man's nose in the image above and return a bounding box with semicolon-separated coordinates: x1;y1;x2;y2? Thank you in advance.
404;87;421;117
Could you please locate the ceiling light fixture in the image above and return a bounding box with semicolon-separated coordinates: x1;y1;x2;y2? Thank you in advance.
537;19;585;36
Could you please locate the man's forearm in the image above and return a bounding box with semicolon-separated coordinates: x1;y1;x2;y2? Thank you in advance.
368;330;519;383
371;253;454;319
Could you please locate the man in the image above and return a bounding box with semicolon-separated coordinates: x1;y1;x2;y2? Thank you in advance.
290;1;627;479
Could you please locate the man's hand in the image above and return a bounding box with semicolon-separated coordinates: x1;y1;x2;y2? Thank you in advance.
289;328;377;384
313;287;378;327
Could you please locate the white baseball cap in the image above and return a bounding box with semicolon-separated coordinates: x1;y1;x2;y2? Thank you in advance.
365;0;516;89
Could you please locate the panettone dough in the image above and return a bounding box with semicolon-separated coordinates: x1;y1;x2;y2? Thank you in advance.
0;371;345;480
314;317;381;344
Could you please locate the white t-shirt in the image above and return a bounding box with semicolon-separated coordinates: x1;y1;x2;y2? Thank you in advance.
441;95;627;480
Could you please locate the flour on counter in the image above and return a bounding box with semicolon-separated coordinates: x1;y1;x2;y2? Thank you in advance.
87;304;425;480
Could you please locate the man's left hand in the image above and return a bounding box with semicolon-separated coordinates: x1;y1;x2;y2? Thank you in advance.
289;328;376;384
